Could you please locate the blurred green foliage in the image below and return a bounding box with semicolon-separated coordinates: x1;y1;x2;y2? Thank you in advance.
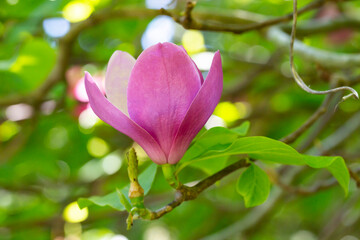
1;0;360;240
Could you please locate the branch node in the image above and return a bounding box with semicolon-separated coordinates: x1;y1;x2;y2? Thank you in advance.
181;1;196;28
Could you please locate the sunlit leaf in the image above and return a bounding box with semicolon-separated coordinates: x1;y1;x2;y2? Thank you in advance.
193;136;304;165
184;136;349;195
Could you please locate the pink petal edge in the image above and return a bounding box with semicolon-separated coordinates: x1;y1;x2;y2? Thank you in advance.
105;51;136;116
167;51;223;164
84;71;167;164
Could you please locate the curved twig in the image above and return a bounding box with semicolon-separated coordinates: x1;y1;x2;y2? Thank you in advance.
289;0;358;100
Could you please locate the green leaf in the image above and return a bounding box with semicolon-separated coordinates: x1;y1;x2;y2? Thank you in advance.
77;163;158;210
236;163;271;207
78;191;125;211
117;189;132;212
231;121;250;136
9;39;56;93
138;163;158;195
182;127;240;162
194;136;305;165
177;127;242;174
303;155;349;196
327;158;350;196
180;135;349;196
188;156;228;175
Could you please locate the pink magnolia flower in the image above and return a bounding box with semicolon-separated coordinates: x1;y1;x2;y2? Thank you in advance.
85;42;223;164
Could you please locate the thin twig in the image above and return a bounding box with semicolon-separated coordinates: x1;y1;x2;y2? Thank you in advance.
280;105;327;144
282;17;360;36
297;93;342;152
274;175;337;196
349;168;360;188
151;159;250;219
162;0;330;34
307;111;360;155
280;89;337;145
289;0;358;100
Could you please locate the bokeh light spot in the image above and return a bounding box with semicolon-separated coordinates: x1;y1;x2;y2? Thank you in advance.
102;153;122;175
205;115;227;129
63;1;94;23
191;52;215;71
245;45;270;64
214;102;242;124
182;30;205;55
6;0;18;5
10;55;37;73
87;137;110;158
74;77;89;102
79;159;104;182
43;18;70;38
146;0;173;9
45;126;69;150
144;224;172;240
63;202;88;223
235;102;249;119
5;104;33;121
141;16;174;49
281;61;292;78
0;190;13;207
0;121;19;141
78;106;100;129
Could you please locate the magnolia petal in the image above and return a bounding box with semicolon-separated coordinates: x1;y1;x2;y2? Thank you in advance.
168;51;223;164
105;51;136;116
127;42;202;156
85;72;167;164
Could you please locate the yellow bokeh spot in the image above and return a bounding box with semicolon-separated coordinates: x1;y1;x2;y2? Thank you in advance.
63;1;94;23
182;30;205;55
10;55;37;73
87;137;110;158
235;102;248;119
214;102;242;124
0;121;19;141
88;0;101;5
63;202;88;223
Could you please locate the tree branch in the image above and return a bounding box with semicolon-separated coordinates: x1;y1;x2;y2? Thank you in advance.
349;168;360;188
163;0;330;34
0;1;354;107
280;92;333;144
151;159;250;219
268;26;360;68
307;110;360;155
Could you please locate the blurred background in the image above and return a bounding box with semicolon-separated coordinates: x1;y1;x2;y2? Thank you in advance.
1;0;360;239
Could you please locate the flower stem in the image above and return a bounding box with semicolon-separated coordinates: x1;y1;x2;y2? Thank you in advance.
126;148;144;207
162;164;181;189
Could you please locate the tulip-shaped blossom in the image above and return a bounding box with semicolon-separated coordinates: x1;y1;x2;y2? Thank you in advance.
85;42;223;164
